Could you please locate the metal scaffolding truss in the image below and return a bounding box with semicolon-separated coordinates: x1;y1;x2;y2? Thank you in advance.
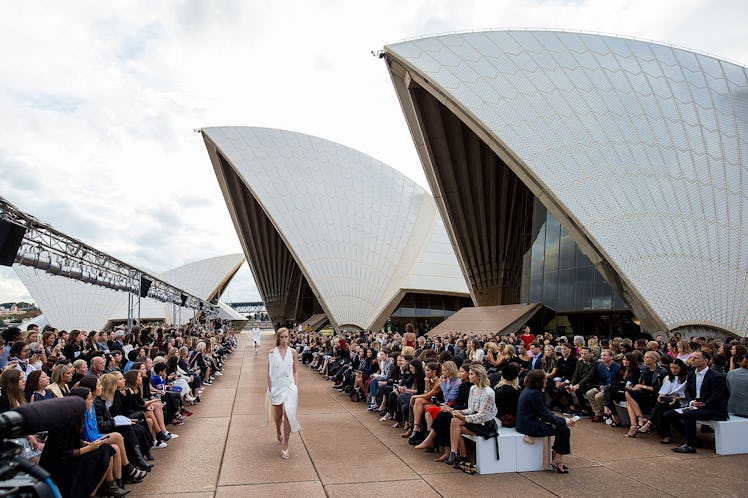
1;195;216;314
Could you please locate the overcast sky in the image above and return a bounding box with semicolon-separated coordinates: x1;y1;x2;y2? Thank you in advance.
1;0;746;305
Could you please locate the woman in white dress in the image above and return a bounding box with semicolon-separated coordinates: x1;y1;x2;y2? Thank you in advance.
252;327;261;353
267;327;300;459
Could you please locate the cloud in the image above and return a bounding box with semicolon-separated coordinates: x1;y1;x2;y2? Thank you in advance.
0;0;746;307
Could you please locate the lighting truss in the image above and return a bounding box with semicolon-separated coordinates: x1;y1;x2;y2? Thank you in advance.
1;195;216;312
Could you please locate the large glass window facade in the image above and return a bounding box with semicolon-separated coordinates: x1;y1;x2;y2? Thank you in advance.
389;293;473;333
522;199;628;312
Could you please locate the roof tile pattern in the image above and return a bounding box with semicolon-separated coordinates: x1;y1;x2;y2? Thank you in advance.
386;30;747;335
202;127;468;329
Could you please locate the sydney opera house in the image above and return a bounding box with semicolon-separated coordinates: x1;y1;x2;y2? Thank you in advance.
201;127;471;332
15;254;247;331
383;30;747;338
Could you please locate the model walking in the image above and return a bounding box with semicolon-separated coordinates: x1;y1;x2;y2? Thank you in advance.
253;326;261;353
267;327;301;459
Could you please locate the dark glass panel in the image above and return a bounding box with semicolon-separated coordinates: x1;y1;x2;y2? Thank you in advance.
591;271;613;309
544;210;561;273
543;270;559;309
559;229;576;270
529;275;543;303
558;268;575;310
574;265;593;310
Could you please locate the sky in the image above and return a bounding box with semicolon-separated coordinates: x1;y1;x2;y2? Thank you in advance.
1;0;746;305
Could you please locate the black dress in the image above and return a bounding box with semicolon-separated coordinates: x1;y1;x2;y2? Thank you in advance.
494;384;520;427
431;381;472;447
39;425;114;498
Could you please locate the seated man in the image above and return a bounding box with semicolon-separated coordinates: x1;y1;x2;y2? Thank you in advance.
661;350;728;453
586;349;620;421
564;347;597;415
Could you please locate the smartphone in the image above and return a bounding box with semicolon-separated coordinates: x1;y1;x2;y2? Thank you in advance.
100;434;111;440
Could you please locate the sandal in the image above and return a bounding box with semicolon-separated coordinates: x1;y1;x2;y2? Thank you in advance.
281;448;289;459
400;428;412;438
637;422;652;433
625;427;638;438
610;417;621;427
550;461;569;474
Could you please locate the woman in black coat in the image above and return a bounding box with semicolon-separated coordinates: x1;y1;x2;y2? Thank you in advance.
38;393;126;497
516;369;576;473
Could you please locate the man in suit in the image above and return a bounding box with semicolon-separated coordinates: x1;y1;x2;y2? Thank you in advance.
661;350;728;453
528;342;544;370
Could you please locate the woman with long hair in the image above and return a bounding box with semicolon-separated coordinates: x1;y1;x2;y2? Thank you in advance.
39;387;128;497
74;380;147;484
0;367;26;410
415;362;472;460
644;359;689;443
625;351;667;436
443;364;498;468
266;327;301;459
100;373;155;464
122;370;174;448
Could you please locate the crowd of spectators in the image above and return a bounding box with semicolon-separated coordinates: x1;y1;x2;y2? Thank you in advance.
293;323;748;472
0;319;237;497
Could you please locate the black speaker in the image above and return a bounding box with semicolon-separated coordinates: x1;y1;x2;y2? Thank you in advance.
139;276;152;298
0;220;26;267
180;294;187;306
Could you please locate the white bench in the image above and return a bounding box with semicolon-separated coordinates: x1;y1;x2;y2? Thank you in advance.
463;424;549;474
698;414;748;455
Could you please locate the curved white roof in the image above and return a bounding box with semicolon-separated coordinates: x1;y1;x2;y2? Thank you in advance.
385;30;747;335
202;127;469;330
159;253;245;301
14;254;246;330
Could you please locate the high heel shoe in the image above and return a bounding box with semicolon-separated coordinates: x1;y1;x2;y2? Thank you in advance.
400;428;412;438
380;413;392;421
281;448;289;459
637;421;652;433
444;451;458;465
625;427;638;438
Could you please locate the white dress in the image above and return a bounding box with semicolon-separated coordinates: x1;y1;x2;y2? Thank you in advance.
266;347;301;432
252;327;261;346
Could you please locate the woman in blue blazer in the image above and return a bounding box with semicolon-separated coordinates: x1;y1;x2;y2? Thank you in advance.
516;369;576;473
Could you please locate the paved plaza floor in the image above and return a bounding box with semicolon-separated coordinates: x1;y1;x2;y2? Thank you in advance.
130;331;748;497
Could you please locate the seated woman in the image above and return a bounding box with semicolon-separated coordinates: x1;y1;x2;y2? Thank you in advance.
351;348;376;402
603;353;640;427
100;373;156;464
39;390;128;497
380;354;411;421
0;368;44;462
49;363;73;398
74;380;147;484
442;364;497;468
167;355;201;402
396;359;425;434
516;369;576;473
515;343;531;371
422;361;462;431
407;362;442;444
23;370;55;402
415;362;472;459
625;351;667;436
641;358;688;442
494;363;521;427
122;370;173;448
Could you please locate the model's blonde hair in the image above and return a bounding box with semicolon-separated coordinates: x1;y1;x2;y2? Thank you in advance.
276;327;290;346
